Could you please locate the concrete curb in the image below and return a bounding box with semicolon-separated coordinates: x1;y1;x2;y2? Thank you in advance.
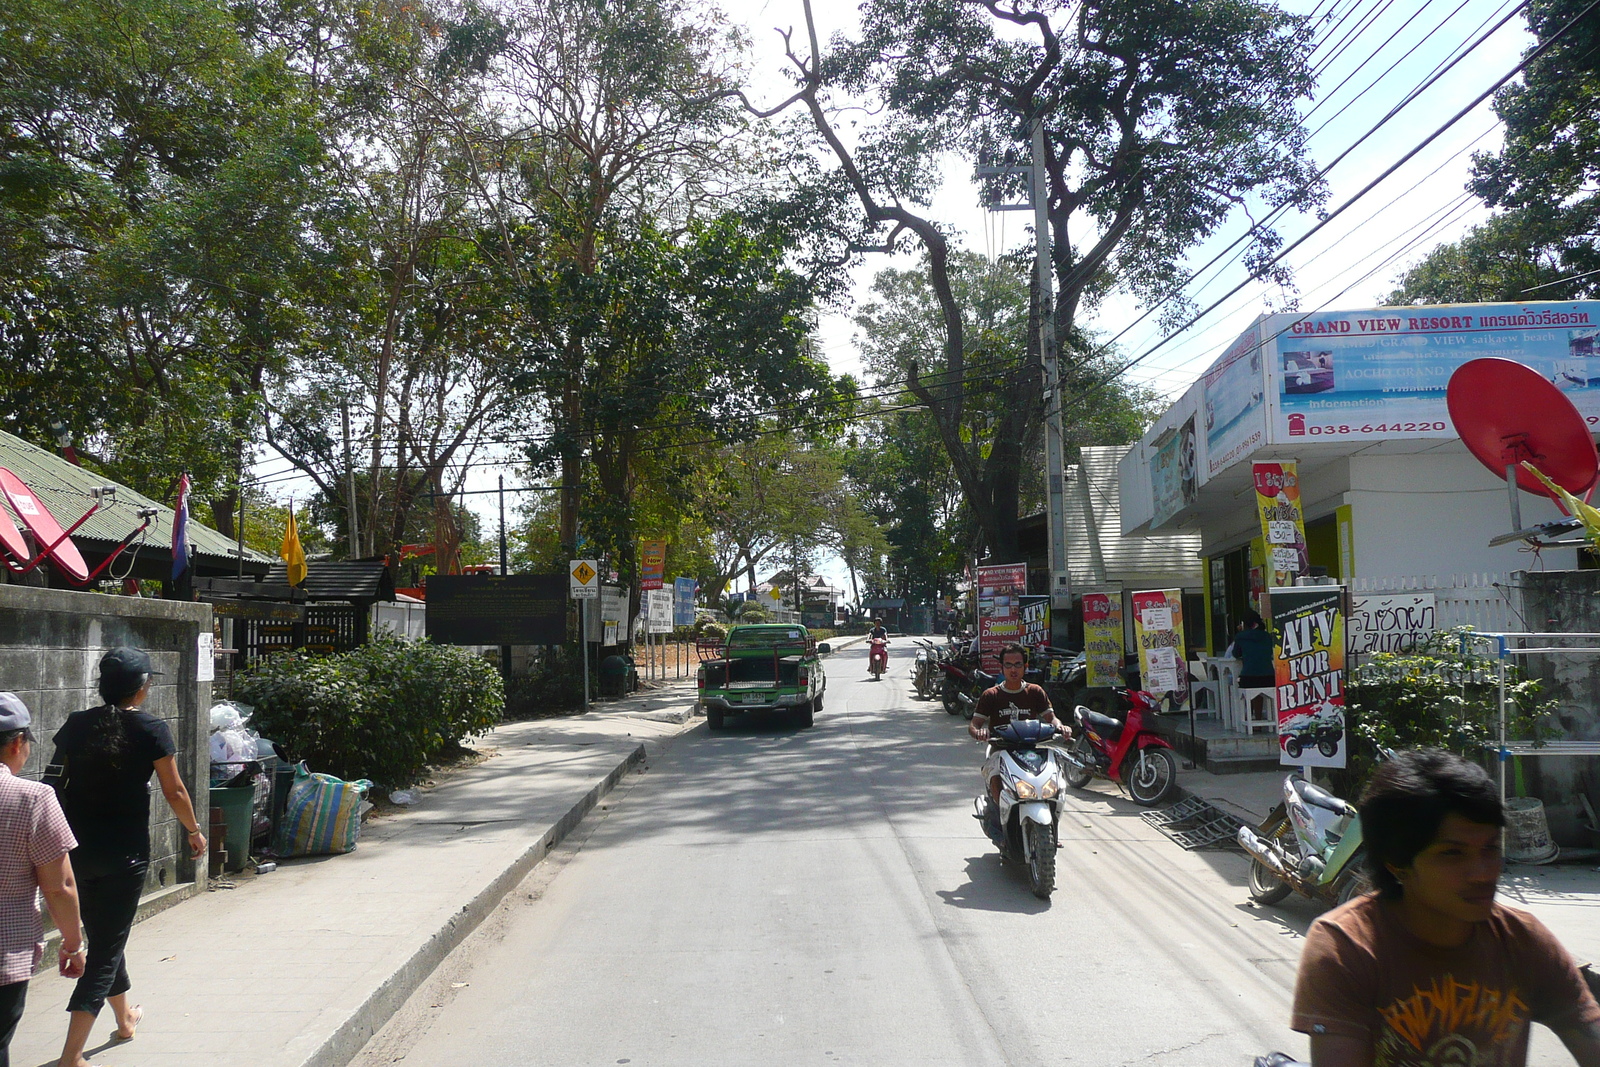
301;741;648;1067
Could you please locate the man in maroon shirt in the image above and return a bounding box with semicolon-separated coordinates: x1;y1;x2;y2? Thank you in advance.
969;644;1066;839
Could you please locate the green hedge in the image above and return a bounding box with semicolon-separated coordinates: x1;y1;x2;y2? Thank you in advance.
234;636;505;788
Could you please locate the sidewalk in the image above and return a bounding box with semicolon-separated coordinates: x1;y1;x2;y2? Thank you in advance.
8;680;703;1067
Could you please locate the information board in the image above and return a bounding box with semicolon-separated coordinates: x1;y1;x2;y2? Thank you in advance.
1270;586;1347;769
426;574;566;646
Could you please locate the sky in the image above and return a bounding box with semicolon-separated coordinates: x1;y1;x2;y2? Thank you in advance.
252;0;1539;597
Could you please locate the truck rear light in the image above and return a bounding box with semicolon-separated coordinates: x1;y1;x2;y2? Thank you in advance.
798;667;809;687
696;669;705;689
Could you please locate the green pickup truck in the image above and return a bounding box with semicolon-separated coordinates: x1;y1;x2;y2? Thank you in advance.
696;624;827;730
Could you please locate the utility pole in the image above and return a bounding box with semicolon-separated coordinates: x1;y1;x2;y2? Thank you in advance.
341;401;360;558
499;475;511;680
1030;117;1072;628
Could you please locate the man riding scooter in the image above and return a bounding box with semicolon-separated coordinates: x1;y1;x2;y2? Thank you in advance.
969;642;1070;842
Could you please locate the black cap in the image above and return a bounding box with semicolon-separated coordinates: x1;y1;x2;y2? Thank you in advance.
99;646;159;693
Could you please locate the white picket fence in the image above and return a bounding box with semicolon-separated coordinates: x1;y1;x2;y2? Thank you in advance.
1349;572;1519;634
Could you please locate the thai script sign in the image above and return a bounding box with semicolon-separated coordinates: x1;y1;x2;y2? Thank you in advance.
1272;302;1600;442
1082;592;1125;689
673;576;696;627
1349;593;1435;655
1254;461;1308;586
1270;586;1347;769
1131;588;1187;706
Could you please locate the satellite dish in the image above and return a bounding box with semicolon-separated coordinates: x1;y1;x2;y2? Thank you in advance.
0;468;90;582
1447;358;1599;500
0;510;29;568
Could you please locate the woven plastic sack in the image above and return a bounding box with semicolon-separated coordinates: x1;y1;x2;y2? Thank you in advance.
272;763;374;857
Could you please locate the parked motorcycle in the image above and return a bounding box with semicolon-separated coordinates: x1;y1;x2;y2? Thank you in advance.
868;636;889;679
911;640;940;699
1061;687;1180;806
971;719;1066;899
1236;772;1369;907
937;656;979;716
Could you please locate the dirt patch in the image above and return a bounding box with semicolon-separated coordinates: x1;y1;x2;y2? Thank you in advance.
365;744;495;819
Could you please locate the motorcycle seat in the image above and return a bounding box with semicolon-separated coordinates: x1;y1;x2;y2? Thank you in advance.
1080;708;1124;741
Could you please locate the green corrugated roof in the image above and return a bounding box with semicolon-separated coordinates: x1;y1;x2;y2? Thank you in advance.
0;429;274;570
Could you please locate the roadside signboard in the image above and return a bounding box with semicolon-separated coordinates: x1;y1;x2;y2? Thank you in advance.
1253;461;1308;587
976;562;1028;670
646;587;673;633
1269;586;1347;768
639;539;667;590
673;576;696;626
426;574;565;645
570;559;599;599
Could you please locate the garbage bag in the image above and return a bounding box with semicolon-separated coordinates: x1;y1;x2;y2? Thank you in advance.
272;763;374;857
209;701;253;731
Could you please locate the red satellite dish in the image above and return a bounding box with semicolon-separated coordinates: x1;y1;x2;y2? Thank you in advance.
0;510;28;568
1447;358;1599;500
0;468;89;582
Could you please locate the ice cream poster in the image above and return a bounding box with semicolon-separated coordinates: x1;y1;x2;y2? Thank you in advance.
1131;588;1187;708
1269;586;1347;769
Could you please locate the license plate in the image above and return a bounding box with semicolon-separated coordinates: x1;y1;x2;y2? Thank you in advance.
742;692;769;704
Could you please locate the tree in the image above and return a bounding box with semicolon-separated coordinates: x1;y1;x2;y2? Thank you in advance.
0;0;332;519
739;0;1321;560
1386;0;1600;305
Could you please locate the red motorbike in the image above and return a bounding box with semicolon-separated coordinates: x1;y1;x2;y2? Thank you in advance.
868;637;889;679
1062;686;1179;806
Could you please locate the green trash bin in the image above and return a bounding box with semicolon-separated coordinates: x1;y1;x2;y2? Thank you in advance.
210;786;254;873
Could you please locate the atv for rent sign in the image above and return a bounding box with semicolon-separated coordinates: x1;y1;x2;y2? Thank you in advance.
1269;587;1347;769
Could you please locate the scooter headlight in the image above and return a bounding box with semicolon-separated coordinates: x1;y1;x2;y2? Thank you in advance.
1038;778;1060;799
1013;779;1037;799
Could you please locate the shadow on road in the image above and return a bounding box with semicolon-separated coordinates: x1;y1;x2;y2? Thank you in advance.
935;855;1053;914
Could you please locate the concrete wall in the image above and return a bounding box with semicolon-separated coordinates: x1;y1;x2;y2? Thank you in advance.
1506;572;1600;846
1346;451;1577;580
0;585;211;899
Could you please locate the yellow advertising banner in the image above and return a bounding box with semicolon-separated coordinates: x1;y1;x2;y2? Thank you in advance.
1253;461;1309;587
1081;592;1124;689
1130;588;1187;707
639;539;667;590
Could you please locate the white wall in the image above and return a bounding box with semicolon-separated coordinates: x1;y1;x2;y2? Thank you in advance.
1347;449;1579;580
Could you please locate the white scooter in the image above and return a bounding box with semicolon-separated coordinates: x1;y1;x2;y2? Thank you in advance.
972;719;1067;899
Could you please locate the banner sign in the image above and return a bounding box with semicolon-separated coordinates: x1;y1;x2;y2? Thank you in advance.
976;562;1029;669
1082;592;1124;689
426;574;566;646
1131;588;1187;706
1272;303;1600;441
1020;595;1050;649
1149;415;1198;528
646;587;673;633
1270;586;1347;768
1349;592;1435;655
639;539;667;590
1253;461;1309;586
1203;325;1266;477
673;576;696;627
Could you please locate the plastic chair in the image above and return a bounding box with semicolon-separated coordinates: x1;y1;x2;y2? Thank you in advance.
1240;688;1277;734
1188;661;1220;718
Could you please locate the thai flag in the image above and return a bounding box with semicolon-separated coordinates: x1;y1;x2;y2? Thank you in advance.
171;473;191;580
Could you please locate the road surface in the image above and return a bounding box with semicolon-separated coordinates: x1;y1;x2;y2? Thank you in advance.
349;641;1394;1066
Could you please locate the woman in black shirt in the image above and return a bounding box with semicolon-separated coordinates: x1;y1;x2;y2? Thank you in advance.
45;647;206;1067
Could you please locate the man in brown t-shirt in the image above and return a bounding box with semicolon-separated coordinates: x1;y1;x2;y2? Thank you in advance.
1292;749;1600;1067
969;643;1066;838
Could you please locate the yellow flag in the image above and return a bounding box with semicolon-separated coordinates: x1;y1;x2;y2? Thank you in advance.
280;503;307;586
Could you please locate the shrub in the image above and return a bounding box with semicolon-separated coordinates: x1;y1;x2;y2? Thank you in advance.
1333;626;1555;795
235;636;505;788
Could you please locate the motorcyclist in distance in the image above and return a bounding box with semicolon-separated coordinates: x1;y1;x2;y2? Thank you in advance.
969;643;1070;837
869;618;889;640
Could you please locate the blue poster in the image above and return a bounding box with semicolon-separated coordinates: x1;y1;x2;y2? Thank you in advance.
1269;302;1600;443
673;576;696;627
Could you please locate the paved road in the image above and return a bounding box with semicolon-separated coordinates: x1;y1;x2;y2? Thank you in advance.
355;641;1325;1067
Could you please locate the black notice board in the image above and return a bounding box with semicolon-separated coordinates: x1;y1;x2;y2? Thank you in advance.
425;574;567;645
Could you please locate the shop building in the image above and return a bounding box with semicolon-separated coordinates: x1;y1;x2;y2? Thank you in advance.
1118;300;1600;653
